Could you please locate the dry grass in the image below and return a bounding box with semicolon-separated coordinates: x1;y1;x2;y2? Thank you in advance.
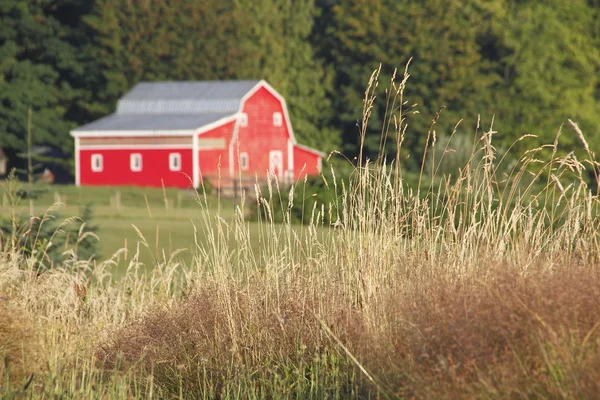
382;266;600;398
91;260;600;398
2;65;600;398
0;296;39;389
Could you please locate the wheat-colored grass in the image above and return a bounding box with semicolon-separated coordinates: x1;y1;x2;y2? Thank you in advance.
1;67;600;398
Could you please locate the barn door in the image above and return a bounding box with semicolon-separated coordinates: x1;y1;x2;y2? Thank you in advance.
269;150;283;179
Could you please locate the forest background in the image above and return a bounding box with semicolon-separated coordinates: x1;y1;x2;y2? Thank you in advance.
2;0;600;176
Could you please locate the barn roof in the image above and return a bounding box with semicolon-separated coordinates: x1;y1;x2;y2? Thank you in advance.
121;80;261;102
117;80;261;115
74;113;232;132
73;80;261;132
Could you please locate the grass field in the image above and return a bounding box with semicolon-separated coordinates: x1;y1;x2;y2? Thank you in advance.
2;73;600;398
0;184;247;276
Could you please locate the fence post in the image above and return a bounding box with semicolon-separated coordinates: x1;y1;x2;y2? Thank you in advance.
115;190;121;211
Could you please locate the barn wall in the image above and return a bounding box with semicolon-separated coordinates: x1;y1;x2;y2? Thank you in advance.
79;148;193;188
196;121;234;185
236;86;289;179
293;146;321;179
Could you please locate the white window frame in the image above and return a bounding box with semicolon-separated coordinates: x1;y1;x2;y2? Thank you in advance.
240;152;249;171
273;112;283;127
169;153;181;171
269;150;283;178
130;153;142;172
239;112;248;127
91;154;103;172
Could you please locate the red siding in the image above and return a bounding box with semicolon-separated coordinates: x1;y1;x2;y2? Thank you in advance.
80;148;193;188
197;120;234;183
293;146;321;179
235;87;290;179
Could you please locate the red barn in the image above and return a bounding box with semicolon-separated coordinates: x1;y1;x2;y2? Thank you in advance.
70;80;324;190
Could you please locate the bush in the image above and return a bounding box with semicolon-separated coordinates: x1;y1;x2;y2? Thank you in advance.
197;177;214;196
249;171;349;225
0;204;100;271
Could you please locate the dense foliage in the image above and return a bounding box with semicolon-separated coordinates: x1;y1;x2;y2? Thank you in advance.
250;171;348;225
2;0;600;171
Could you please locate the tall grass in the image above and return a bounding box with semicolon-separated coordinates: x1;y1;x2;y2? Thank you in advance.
2;66;600;398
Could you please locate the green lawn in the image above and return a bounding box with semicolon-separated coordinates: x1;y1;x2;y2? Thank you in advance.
1;182;328;278
0;183;254;277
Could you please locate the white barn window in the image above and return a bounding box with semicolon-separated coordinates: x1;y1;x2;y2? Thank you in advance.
239;112;248;127
169;153;181;171
91;154;103;172
130;153;142;172
273;112;283;127
240;152;249;171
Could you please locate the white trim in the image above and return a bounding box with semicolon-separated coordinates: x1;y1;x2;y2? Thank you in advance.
240;152;249;171
195;114;238;135
169;153;182;171
269;150;284;179
130;153;142;172
287;139;294;172
75;137;80;186
91;154;103;172
79;144;193;150
71;129;196;138
70;114;238;138
192;135;199;188
229;119;240;178
294;143;326;158
229;135;235;178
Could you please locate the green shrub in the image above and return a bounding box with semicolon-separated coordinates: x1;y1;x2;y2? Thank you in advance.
0;204;100;271
198;177;214;196
249;171;349;225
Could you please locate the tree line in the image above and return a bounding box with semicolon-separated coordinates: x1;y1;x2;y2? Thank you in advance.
1;0;600;175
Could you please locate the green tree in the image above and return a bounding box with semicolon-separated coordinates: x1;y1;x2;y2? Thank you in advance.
485;0;600;154
86;0;339;151
321;0;600;166
323;0;503;162
85;0;244;113
0;0;96;155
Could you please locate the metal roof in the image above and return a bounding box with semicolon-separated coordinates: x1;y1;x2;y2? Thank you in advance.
69;80;326;161
73;112;233;132
117;80;261;114
73;80;264;133
117;99;241;114
122;80;261;100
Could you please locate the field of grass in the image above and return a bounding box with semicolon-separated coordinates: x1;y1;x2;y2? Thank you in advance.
2;71;600;398
0;184;247;276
